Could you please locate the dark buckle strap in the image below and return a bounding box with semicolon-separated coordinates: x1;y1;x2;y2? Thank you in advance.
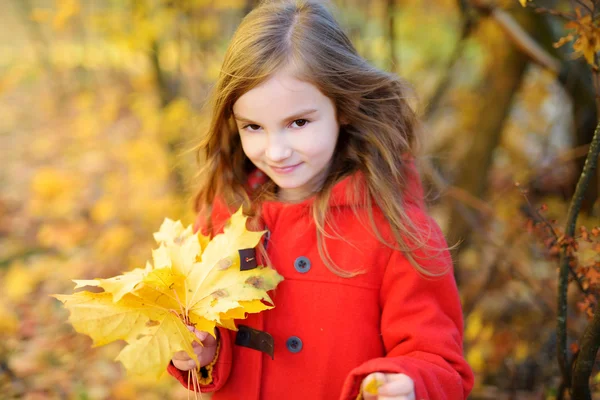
235;325;274;359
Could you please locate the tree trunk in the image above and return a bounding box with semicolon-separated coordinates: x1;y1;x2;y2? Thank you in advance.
446;10;534;274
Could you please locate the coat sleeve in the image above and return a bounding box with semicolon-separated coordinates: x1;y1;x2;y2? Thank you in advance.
340;209;474;400
167;197;235;392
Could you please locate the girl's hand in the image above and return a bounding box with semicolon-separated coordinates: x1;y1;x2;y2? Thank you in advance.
171;327;218;371
361;372;416;400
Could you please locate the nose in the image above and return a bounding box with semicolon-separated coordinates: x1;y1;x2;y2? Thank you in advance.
265;133;292;162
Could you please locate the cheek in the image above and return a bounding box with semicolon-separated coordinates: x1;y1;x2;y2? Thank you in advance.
239;135;264;161
297;127;338;158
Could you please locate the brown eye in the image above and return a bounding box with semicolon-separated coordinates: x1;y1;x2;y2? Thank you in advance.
244;124;261;131
292;119;309;128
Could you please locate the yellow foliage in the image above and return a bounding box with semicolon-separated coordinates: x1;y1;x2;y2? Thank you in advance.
196;19;219;39
121;138;170;182
467;344;486;373
29;167;81;218
30;8;53;23
37;220;89;251
465;311;484;341
213;0;246;10
206;59;224;82
53;0;81;31
555;12;600;66
0;299;18;335
94;225;135;257
91;197;117;224
160;98;194;142
54;208;283;378
4;261;42;303
514;341;529;362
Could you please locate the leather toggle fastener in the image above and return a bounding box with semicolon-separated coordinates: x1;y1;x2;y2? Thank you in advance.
235;325;275;359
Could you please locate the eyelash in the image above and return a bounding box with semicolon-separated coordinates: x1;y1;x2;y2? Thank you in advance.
242;119;310;132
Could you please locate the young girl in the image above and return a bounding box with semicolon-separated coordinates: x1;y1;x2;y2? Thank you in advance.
168;1;473;399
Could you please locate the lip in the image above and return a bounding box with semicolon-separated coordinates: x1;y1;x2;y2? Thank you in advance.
269;162;303;174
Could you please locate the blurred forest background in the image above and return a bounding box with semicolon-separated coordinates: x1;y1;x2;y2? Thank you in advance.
1;0;599;399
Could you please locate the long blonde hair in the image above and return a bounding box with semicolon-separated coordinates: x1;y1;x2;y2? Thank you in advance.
194;0;449;277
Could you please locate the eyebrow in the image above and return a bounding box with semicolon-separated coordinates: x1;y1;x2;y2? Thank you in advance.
233;108;319;124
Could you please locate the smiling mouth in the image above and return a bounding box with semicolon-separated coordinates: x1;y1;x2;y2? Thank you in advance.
269;163;302;174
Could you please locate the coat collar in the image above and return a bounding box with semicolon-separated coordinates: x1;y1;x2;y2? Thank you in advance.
196;161;425;235
250;159;424;216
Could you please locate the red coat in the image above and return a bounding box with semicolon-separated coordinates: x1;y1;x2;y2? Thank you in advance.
168;168;473;399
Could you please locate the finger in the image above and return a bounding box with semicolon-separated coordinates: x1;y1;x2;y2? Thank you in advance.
378;375;414;396
171;350;192;361
187;326;217;346
172;358;197;371
202;332;217;346
361;372;388;399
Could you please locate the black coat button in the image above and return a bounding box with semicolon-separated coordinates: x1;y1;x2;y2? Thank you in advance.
286;336;303;353
294;256;311;273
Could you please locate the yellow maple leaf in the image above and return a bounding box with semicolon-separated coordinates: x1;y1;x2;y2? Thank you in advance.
53;207;283;378
52;291;197;378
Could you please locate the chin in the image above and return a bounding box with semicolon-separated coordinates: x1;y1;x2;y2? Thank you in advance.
270;177;308;190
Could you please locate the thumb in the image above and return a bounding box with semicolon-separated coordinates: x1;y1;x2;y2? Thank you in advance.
187;325;217;346
362;372;387;400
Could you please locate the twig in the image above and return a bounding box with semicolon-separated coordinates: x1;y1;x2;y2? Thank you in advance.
491;7;562;73
557;119;600;392
468;0;562;73
571;297;600;399
421;161;494;216
519;192;589;296
568;120;600;399
533;8;575;21
574;0;595;16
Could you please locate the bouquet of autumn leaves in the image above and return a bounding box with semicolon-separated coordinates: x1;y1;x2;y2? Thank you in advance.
53;208;283;382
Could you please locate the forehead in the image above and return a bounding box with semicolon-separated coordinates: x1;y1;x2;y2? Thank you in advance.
233;71;328;118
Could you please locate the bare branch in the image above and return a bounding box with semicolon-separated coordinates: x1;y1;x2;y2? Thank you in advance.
491;7;562;73
568;120;600;399
573;0;595;16
572;298;600;399
468;0;562;72
528;1;577;21
520;191;589;296
558;119;600;393
388;0;399;74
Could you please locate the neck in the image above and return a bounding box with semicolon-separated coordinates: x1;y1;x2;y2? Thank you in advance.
277;168;329;203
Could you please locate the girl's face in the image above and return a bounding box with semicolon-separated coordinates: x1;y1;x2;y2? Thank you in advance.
233;70;340;202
